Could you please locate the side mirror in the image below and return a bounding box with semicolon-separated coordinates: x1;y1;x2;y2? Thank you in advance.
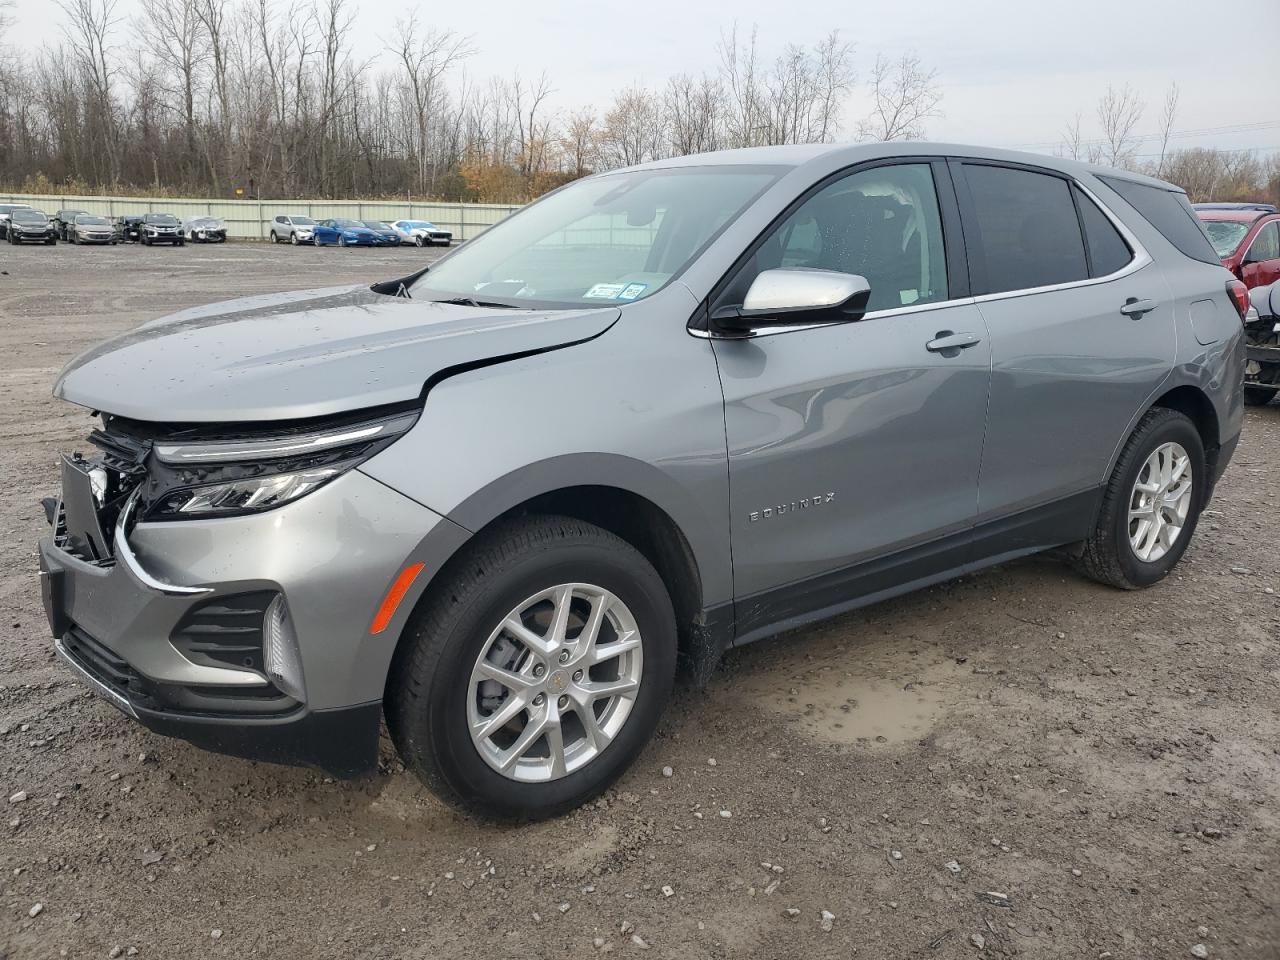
716;269;871;332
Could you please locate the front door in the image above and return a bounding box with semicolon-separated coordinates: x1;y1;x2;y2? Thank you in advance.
708;161;992;636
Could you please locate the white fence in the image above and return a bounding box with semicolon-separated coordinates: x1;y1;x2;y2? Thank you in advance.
0;192;522;241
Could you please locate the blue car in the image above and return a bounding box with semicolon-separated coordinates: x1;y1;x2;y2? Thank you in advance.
360;220;403;246
313;218;377;247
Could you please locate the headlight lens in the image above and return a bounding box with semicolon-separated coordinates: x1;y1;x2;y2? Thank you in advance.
142;409;419;520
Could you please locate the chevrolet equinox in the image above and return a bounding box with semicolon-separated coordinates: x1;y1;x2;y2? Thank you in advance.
39;143;1246;819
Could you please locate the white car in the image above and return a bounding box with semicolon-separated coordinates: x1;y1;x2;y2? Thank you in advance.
391;219;453;247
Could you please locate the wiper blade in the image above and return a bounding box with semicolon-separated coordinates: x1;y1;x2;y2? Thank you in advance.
434;296;518;309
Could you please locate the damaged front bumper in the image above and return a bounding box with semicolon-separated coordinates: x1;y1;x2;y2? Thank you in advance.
38;458;454;777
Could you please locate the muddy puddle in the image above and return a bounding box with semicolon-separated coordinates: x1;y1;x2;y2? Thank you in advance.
742;657;963;746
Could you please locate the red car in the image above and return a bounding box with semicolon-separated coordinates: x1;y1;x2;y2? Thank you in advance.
1195;206;1280;289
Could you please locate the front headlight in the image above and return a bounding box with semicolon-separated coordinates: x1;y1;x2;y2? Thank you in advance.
141;408;419;520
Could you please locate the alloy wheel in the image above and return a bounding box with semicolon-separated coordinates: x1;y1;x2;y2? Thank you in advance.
1128;441;1193;562
467;583;643;783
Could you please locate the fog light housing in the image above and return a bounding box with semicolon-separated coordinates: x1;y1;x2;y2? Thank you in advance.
263;595;306;702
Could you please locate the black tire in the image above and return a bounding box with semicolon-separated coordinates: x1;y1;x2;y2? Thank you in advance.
1076;407;1206;590
290;233;299;245
269;231;278;243
387;515;677;821
414;235;424;247
338;235;347;247
1243;385;1276;407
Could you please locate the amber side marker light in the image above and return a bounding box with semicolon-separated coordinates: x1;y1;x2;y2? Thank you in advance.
370;562;426;634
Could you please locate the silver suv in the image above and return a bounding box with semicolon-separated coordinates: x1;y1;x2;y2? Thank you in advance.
269;214;318;244
39;144;1246;819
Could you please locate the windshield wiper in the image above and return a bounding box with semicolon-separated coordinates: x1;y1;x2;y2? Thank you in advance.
434;296;518;309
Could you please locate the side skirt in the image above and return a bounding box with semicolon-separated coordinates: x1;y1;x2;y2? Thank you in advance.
726;488;1102;650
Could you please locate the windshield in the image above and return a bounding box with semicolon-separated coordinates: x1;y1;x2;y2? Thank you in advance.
400;221;433;229
1200;219;1251;258
76;216;109;225
332;219;362;228
291;216;316;225
410;165;782;307
13;210;46;223
362;220;391;230
144;214;178;225
0;205;30;215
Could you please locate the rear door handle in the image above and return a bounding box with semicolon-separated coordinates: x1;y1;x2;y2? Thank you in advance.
1120;297;1157;318
926;331;983;354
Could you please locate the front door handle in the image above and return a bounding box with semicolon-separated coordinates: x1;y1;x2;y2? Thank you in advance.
926;331;983;355
1120;297;1157;318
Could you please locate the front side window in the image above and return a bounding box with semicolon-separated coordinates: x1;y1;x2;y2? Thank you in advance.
720;163;949;315
963;164;1087;295
1247;222;1280;263
410;166;782;307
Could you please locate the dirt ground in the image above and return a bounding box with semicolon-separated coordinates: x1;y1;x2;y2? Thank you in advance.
1;242;1277;960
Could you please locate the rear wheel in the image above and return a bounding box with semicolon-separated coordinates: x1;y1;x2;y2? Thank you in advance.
269;231;279;243
1244;385;1277;407
1076;407;1205;590
387;515;677;821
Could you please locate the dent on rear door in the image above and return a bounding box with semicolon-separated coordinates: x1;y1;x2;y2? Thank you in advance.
974;262;1176;522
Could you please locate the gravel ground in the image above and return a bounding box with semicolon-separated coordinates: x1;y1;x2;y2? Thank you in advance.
1;242;1278;960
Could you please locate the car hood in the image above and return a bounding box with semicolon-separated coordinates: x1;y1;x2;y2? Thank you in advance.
54;283;621;422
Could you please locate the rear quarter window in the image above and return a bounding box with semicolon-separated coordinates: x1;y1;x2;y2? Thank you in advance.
1073;186;1133;277
1098;176;1220;266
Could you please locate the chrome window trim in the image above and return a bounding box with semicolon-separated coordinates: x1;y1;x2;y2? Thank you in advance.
696;174;1152;340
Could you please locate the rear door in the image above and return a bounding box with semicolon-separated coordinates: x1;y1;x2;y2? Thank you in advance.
710;160;992;629
952;160;1175;535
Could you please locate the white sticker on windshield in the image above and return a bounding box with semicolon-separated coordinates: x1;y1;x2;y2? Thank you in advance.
617;283;648;301
585;283;627;299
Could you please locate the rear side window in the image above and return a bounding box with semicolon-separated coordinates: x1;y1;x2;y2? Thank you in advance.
1099;176;1220;266
1073;186;1133;277
962;164;1088;294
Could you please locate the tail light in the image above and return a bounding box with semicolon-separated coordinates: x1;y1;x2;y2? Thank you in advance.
1226;279;1250;322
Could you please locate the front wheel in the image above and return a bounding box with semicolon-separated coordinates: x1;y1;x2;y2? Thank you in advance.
1076;407;1205;590
387;515;677;821
290;233;299;245
1244;385;1277;407
338;235;347;247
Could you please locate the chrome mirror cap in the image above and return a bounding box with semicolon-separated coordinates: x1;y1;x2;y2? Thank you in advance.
742;268;871;316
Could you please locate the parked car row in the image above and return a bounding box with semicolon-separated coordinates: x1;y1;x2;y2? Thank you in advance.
268;214;452;247
0;203;233;246
1;203;455;248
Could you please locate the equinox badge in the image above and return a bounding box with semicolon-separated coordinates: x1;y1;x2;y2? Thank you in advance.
748;492;836;523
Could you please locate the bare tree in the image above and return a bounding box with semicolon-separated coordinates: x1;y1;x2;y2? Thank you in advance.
1155;81;1179;178
57;0;122;182
1096;83;1144;168
856;52;941;142
389;12;470;193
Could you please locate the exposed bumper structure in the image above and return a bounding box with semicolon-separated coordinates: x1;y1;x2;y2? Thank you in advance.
39;468;462;776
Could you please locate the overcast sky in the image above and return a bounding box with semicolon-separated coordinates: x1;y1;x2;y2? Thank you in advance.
8;0;1279;157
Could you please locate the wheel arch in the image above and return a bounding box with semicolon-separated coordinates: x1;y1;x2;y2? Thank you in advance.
381;465;729;706
1150;383;1221;475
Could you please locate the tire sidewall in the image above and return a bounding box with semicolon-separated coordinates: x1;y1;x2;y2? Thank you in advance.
1110;414;1205;587
419;539;676;818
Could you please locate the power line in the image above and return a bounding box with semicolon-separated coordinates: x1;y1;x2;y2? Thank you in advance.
1007;120;1280;151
